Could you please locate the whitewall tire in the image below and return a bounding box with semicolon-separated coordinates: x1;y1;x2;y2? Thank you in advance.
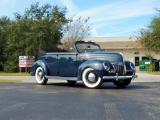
35;67;48;85
82;68;102;89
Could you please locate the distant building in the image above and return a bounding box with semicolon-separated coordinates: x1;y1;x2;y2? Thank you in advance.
84;37;160;70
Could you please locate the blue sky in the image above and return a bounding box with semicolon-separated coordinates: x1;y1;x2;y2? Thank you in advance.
0;0;159;37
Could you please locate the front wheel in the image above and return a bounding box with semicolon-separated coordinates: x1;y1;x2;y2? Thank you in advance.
82;68;102;89
113;79;132;88
35;67;48;85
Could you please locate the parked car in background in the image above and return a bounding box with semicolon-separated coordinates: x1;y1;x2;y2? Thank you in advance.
30;41;138;89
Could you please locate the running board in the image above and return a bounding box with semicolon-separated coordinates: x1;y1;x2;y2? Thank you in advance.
45;76;77;81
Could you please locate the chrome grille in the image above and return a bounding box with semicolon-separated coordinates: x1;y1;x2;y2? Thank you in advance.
112;64;124;75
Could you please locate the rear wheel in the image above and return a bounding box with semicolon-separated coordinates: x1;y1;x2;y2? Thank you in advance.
35;67;48;85
113;79;132;88
82;68;102;89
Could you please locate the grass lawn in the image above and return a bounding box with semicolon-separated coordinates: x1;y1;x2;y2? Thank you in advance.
148;71;160;75
0;80;22;83
0;72;30;76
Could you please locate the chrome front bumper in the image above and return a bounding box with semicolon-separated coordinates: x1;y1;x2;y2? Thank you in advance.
102;74;138;81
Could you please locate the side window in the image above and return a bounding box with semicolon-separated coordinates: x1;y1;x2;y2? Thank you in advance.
135;57;139;66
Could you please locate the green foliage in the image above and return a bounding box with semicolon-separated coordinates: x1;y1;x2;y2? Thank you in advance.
137;8;160;72
0;2;68;72
148;71;160;75
0;72;29;76
3;55;19;72
0;16;11;71
138;9;160;53
149;12;160;54
0;80;21;83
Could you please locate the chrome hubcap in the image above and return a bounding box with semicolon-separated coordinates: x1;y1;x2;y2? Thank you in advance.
38;70;43;80
38;71;42;76
88;72;96;82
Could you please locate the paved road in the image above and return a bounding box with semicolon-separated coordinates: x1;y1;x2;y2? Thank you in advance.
0;72;159;83
0;72;160;120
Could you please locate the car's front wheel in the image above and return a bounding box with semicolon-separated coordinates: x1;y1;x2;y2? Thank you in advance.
113;79;132;88
35;67;48;85
82;68;102;89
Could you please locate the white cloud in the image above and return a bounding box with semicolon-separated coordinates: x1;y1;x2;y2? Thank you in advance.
0;0;9;5
79;0;157;23
59;0;159;37
102;27;139;37
0;0;17;6
59;0;79;17
90;28;98;37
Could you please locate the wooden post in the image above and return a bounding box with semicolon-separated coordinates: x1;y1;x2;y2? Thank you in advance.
25;67;27;73
19;67;21;73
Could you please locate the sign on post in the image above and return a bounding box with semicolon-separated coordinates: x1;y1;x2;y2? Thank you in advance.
19;56;35;72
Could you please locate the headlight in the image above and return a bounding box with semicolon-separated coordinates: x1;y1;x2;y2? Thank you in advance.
103;62;110;71
130;63;135;70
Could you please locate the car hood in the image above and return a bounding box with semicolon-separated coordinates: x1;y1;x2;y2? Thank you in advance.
78;51;124;63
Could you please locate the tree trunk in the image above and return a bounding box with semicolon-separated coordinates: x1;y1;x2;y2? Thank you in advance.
149;57;153;72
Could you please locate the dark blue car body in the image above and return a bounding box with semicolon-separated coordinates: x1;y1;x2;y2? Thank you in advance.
30;41;137;88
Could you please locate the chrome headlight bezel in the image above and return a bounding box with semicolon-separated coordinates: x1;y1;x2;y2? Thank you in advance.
130;63;135;70
103;62;110;71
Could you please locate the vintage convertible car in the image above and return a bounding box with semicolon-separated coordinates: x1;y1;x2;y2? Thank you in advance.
30;41;138;88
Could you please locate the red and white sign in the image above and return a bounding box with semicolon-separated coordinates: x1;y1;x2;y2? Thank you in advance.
19;56;35;67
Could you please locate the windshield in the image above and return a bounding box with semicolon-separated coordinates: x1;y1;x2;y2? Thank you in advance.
75;42;101;52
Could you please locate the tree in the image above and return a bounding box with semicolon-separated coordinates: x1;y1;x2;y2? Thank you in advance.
61;16;92;51
137;30;156;71
3;2;68;72
137;8;160;71
148;9;160;53
0;16;10;71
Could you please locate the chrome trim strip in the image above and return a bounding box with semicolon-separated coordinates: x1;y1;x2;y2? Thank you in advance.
45;76;78;81
102;75;138;80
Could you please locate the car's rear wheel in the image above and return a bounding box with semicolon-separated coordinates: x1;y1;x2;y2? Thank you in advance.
67;80;77;85
35;67;48;85
113;78;132;88
82;68;102;89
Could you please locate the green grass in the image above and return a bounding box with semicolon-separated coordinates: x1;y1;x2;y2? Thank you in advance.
0;80;22;83
148;71;160;75
0;72;30;76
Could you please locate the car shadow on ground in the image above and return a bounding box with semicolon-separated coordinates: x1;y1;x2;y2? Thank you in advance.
46;82;84;88
41;81;155;90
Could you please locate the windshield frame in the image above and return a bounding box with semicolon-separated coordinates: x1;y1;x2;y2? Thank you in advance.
74;41;101;53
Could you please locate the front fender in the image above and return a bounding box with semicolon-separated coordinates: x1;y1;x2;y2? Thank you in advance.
30;60;48;76
77;59;108;80
124;61;135;75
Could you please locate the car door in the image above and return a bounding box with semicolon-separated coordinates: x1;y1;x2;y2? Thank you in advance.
58;53;77;77
45;53;58;76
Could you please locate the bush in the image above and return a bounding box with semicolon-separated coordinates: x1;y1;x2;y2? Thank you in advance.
0;65;3;71
3;60;18;72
